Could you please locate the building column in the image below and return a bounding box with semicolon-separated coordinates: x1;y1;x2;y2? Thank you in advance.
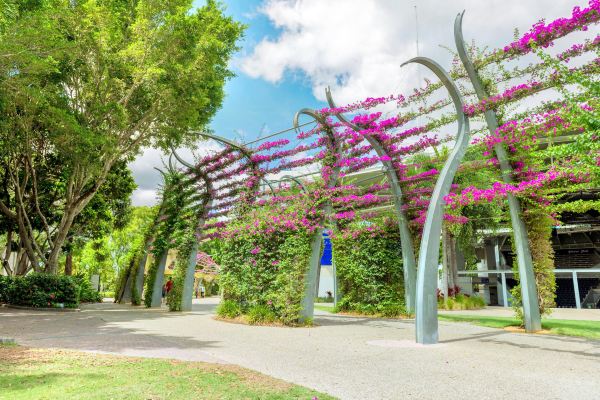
501;272;509;308
572;271;581;309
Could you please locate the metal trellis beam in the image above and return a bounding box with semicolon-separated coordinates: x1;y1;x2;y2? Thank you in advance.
454;11;541;333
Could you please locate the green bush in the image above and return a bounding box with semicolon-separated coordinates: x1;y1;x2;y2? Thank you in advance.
6;273;80;308
216;299;242;319
438;293;486;310
0;275;13;303
72;274;102;303
377;300;407;317
247;304;277;324
332;217;406;316
216;203;318;325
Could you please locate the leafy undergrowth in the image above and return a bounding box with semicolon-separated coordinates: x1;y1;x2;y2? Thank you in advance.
0;345;335;400
214;315;315;328
437;294;486;311
439;314;600;340
314;304;414;319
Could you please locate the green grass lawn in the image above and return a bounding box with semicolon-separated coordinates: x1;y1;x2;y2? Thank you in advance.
0;345;334;400
316;304;600;340
438;314;600;340
314;304;334;313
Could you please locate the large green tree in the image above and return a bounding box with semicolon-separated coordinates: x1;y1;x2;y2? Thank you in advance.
0;0;244;272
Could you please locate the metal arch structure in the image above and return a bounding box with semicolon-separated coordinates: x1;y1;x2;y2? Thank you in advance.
148;159;191;307
195;132;275;194
454;11;542;332
170;149;214;311
148;151;215;308
147;133;268;309
400;56;471;344
117;164;173;304
293;108;343;321
324;87;419;313
277;174;309;193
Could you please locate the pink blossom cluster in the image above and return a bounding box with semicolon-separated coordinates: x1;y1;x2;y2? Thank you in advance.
501;0;600;57
333;193;388;207
318;94;400;117
256;139;290;152
443;170;577;209
463;82;543;117
336;155;391;168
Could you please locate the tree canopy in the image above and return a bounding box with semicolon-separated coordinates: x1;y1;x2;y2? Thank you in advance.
0;0;244;272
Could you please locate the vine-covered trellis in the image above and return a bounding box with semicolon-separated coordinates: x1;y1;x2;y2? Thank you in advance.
122;0;599;344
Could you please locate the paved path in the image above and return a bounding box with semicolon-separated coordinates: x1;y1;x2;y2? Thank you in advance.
440;306;600;321
2;299;600;400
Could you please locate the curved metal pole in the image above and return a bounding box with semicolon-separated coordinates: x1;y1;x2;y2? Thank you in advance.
171;148;214;311
279;174;309;193
454;12;541;332
325;87;418;312
195;132;271;195
401;56;470;344
293;108;342;321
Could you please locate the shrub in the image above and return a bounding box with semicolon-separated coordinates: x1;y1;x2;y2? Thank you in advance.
216;203;318;325
6;273;80;308
377;300;407;317
332;217;406;316
0;275;13;303
247;304;277;324
72;274;102;303
216;299;242;319
438;293;486;310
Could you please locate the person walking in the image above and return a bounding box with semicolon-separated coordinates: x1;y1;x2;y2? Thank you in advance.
165;277;173;296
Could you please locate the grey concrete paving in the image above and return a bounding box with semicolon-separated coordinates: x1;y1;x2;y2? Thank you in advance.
439;305;600;321
1;298;600;400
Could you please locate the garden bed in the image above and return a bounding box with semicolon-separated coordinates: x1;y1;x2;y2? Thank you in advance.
214;315;315;328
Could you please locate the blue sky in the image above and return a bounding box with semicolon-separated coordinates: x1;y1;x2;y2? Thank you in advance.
200;0;324;142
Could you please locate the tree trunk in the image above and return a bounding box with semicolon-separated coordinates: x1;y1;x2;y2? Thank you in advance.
2;229;13;275
45;203;80;273
16;248;29;275
441;227;450;301
449;235;459;292
65;245;73;276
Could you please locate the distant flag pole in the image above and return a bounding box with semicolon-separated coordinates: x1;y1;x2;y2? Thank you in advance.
414;4;420;57
414;4;422;127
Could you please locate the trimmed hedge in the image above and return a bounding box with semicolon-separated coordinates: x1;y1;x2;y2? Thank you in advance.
0;273;80;308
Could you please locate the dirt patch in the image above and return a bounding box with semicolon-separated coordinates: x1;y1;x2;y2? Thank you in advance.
335;310;414;320
504;326;552;335
214;315;315;328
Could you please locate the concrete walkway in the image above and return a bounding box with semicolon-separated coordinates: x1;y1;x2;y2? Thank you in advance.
1;299;600;400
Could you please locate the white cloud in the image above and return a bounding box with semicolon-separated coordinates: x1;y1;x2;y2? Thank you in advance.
241;0;577;105
129;141;224;206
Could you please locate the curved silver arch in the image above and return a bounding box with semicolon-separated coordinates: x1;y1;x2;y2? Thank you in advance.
325;86;418;312
279;174;309;193
454;11;541;333
401;56;470;344
171;147;195;170
156;147;215;311
294;107;343;320
195;132;273;194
